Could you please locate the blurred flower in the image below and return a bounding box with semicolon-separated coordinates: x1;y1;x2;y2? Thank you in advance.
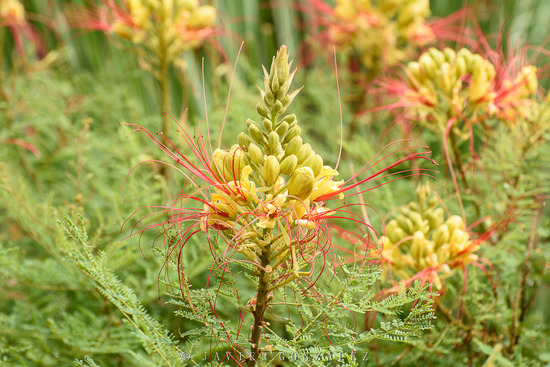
67;0;217;67
377;184;481;289
0;0;43;57
308;0;434;75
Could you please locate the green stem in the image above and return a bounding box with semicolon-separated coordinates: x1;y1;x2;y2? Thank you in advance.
248;243;271;366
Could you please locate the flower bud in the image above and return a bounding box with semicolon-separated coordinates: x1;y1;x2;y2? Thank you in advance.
446;215;464;233
386;220;407;245
263;118;273;131
419;52;436;78
262;155;280;185
288;167;315;201
211;149;228;181
428;47;445;66
276;121;289;136
282;113;297;125
272;100;283;114
443;48;456;64
249;123;264;143
407;61;421;81
396;214;414;234
187;5;216;28
268;131;280;151
264;92;275;106
302;154;323;177
248;143;264;165
282;126;301;143
296;143;312;163
433;224;450;248
256;103;269;118
411;231;427;262
238;132;253;148
285;136;302;156
280;154;298;175
271;70;280;93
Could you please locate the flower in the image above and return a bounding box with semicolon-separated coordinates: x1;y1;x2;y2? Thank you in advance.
306;0;434;74
377;184;482;289
124;45;438;310
67;0;216;60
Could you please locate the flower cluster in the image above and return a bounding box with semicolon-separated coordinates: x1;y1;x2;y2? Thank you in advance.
125;45;436;294
387;47;539;129
200;46;347;283
379;184;478;289
319;0;434;73
404;47;496;127
68;0;216;68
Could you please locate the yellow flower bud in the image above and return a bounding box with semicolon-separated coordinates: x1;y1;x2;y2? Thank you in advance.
433;224;450;248
282;126;301;144
302;154;323;177
288;167;315;201
296;143;312;163
248;143;264;166
428;47;445;66
262;155;280;185
285;136;302;156
280;154;298;175
276;121;289;136
211;149;227;181
268;131;280;151
186;5;216;28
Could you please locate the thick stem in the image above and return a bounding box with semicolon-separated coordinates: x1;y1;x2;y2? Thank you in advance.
248;244;271;366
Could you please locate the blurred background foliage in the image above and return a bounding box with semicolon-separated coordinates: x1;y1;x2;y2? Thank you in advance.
1;0;549;366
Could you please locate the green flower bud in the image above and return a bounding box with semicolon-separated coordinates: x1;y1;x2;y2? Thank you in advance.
271;71;280;93
264;92;275;107
249;123;264;143
268;131;280;151
274;45;290;85
280;154;298;175
262;155;280;185
426;207;444;230
396;214;414;234
238;132;253;148
248;143;264;166
282;113;297;125
288;166;315;201
282;126;301;143
263;118;273;131
256;103;269;118
386;220;407;245
273;100;283;114
285;136;302;156
276;121;289;136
